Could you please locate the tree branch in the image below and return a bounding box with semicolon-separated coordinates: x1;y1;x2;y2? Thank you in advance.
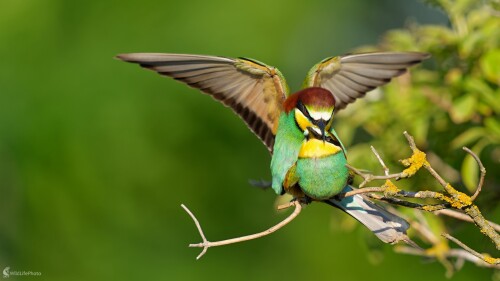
442;233;500;265
342;131;500;267
179;131;498;272
395;245;500;269
433;209;500;232
181;201;302;259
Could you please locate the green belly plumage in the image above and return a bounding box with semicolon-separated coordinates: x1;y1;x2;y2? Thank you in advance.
296;152;348;200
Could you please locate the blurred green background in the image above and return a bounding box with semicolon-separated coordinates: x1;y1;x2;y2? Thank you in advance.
1;0;498;280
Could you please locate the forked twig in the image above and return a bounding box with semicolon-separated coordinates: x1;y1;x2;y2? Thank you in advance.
181;204;209;259
181;201;302;259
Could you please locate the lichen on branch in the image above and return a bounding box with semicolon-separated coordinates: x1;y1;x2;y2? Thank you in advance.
342;131;499;269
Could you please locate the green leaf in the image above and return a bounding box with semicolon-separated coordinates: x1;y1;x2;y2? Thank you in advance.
412;116;429;146
421;0;445;11
450;94;477;123
461;140;487;192
464;77;500;113
454;0;476;14
381;30;418;51
485;117;500;140
451;127;486;149
418;25;457;50
460;31;483;57
444;68;462;86
480;48;500;85
490;0;500;12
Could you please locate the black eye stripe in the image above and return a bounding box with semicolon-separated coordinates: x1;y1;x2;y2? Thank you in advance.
297;101;312;120
297;101;335;126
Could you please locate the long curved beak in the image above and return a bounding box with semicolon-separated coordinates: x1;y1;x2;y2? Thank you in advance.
317;120;326;142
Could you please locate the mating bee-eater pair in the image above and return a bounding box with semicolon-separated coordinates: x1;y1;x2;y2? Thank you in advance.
118;51;429;243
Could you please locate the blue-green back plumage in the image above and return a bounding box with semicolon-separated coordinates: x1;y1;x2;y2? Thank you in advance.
270;112;303;195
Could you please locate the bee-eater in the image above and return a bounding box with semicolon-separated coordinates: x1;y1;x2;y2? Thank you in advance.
117;52;429;243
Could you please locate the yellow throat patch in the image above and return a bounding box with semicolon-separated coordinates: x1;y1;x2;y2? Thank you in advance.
298;138;341;158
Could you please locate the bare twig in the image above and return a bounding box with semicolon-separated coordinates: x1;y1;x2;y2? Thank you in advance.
346;164;405;188
442;233;500;265
462;147;486;201
433;209;500;232
395;245;456;277
181;201;302;259
371;146;389;176
395;245;500;269
181;204;209;259
403;131;417;148
427;152;460;183
277;201;296;210
367;193;449;211
389;208;499;273
413;210;440;245
340;186;386;198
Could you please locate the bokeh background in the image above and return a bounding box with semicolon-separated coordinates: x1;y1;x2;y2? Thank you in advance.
1;0;498;280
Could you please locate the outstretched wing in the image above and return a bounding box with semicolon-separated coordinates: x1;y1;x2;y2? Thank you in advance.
117;53;290;152
303;52;430;110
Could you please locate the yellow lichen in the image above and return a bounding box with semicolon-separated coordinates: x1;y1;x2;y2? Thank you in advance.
434;193;455;206
444;186;473;209
454;191;472;206
400;149;428;177
425;240;450;259
422;205;434;212
432;191;471;209
383;180;399;196
422;205;443;212
482;254;499;265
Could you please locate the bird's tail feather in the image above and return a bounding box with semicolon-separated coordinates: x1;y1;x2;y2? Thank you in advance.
325;185;419;247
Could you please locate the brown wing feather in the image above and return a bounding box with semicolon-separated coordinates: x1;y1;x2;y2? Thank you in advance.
117;53;289;152
308;52;430;110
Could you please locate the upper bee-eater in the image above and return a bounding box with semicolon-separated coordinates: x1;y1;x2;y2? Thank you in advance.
117;51;429;243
